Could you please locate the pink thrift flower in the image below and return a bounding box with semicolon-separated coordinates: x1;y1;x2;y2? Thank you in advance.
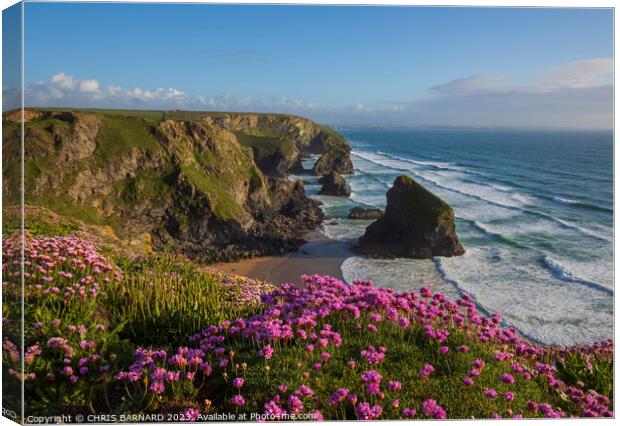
230;394;245;407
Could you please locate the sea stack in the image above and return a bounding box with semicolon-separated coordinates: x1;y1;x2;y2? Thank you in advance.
319;171;351;196
355;175;464;258
313;146;354;175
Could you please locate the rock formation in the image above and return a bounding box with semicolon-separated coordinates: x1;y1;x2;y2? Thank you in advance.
2;109;345;263
347;207;383;220
355;175;464;258
313;146;354;176
318;172;351;196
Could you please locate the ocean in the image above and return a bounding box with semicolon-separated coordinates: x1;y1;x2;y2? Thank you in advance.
300;128;613;346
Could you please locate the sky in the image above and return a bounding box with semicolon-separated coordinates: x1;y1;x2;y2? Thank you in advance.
2;3;614;128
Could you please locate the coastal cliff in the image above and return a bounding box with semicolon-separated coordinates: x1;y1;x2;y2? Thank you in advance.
2;109;352;262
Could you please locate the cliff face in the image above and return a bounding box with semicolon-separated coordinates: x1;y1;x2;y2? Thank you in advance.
2;109;344;262
162;111;351;177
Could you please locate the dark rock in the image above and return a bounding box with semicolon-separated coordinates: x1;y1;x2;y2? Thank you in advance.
348;207;384;220
319;172;351;196
354;175;464;258
313;146;354;175
289;157;307;174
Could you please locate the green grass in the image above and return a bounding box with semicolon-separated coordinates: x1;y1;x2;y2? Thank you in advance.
91;115;163;166
104;254;261;348
3;211;80;237
234;130;297;158
30;107;165;122
180;163;248;222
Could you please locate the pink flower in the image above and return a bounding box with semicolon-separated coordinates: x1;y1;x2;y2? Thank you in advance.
183;408;200;422
288;395;304;414
233;377;244;389
504;391;515;401
463;377;474;386
260;344;274;360
149;381;165;394
422;399;446;419
355;402;382;420
401;408;416;418
484;388;497;399
388;380;401;392
419;363;435;379
472;359;485;369
328;388;349;405
230;394;245;407
500;373;515;384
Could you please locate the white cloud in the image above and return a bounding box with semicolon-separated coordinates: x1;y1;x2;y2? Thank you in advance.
18;72;206;109
532;58;612;91
5;59;612;129
51;72;77;90
431;59;613;96
79;79;99;93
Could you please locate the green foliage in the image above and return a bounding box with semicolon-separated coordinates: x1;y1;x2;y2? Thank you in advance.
180;163;247;222
91;115;163;166
104;254;261;348
34;107;164;121
318;124;348;150
234;130;297;159
555;352;613;401
4;217;79;238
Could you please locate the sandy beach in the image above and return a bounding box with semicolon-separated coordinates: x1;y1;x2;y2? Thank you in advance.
214;230;351;286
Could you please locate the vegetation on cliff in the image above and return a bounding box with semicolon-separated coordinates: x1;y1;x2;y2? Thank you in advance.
2;108;349;262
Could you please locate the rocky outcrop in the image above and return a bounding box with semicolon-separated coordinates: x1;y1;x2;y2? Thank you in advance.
4;109;346;263
198;112;349;176
313;146;354;176
319;172;351;196
232;131;298;177
354;175;464;258
348;207;383;220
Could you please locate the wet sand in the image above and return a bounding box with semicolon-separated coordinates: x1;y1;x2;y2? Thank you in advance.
213;230;351;286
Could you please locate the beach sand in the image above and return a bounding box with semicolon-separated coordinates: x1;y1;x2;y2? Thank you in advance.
213;230;351;286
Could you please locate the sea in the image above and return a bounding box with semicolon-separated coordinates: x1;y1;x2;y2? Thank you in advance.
299;128;613;346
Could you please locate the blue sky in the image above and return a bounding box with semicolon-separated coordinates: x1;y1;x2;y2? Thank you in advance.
4;3;614;128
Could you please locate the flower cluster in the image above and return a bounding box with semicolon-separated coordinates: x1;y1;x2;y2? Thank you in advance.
114;274;614;419
360;345;386;365
205;268;276;308
3;235;120;302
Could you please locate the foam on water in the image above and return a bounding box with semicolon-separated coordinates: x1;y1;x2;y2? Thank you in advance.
341;256;458;297
435;248;613;345
319;130;613;345
553;196;578;205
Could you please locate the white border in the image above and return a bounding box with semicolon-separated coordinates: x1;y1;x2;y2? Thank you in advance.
0;1;616;426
